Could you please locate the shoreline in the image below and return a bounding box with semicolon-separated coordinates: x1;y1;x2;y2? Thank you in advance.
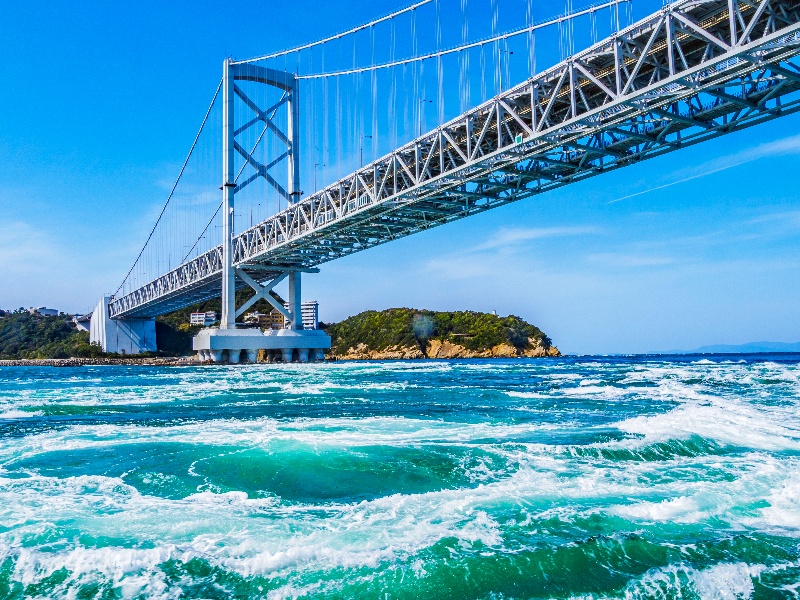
0;355;564;367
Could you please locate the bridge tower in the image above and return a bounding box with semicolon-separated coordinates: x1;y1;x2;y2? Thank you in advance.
192;59;330;363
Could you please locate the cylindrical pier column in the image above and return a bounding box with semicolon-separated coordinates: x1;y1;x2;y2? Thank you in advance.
288;271;303;330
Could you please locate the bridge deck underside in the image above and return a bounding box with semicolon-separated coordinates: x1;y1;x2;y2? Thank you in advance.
111;0;800;319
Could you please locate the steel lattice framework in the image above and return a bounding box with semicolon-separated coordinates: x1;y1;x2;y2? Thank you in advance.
111;0;800;319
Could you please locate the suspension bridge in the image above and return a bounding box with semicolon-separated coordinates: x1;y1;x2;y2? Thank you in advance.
89;0;800;362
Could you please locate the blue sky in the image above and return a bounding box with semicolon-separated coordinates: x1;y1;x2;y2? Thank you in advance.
1;0;799;354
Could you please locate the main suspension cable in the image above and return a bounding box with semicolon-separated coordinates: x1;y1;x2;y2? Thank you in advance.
233;0;432;65
295;0;629;79
114;79;223;297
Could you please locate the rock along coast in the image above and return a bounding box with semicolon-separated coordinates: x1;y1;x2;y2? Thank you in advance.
330;338;561;361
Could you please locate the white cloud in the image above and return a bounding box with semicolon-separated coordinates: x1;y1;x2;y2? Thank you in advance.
746;210;800;228
0;221;120;312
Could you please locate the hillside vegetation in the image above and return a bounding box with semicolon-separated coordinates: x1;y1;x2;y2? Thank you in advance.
323;308;558;359
0;311;102;360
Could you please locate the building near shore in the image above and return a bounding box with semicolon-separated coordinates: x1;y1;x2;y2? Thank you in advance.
190;312;217;326
28;307;58;317
244;303;319;330
283;301;319;330
243;310;285;330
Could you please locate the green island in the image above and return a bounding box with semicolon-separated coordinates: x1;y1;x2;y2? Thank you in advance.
324;308;559;359
0;302;559;361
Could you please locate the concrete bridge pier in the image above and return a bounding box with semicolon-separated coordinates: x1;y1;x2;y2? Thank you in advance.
193;328;330;364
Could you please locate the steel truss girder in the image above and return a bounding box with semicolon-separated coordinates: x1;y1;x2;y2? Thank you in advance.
110;0;800;319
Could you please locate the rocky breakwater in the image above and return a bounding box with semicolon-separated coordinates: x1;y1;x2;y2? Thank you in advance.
324;308;561;361
0;357;197;367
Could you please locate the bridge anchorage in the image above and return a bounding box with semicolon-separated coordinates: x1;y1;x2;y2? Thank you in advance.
92;0;800;362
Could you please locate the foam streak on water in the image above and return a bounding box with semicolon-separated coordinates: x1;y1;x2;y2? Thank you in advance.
0;355;798;598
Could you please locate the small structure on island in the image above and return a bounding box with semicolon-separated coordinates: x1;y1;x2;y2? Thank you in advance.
283;301;318;331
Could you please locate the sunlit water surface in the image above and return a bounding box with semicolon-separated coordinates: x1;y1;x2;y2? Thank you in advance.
0;355;799;598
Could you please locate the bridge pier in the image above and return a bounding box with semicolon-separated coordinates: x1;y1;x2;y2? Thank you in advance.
192;328;330;364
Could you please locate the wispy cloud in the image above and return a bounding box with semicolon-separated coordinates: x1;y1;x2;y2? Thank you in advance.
473;225;601;252
588;253;674;267
425;225;599;280
746;209;800;228
0;221;123;312
0;221;59;273
608;132;800;204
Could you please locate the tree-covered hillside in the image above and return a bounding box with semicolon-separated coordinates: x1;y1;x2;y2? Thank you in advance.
0;311;103;360
323;308;554;356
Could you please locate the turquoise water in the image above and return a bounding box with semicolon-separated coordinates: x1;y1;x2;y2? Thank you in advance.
0;355;798;599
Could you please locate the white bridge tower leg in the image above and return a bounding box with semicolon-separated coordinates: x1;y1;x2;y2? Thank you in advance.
221;58;236;330
288;271;302;330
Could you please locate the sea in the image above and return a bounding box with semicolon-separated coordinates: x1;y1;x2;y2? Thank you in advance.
0;354;798;599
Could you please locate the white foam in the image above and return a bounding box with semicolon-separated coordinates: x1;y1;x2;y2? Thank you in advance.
0;410;43;419
504;391;547;399
0;439;795;594
611;495;712;523
615;399;800;451
693;562;762;600
757;467;800;530
1;358;799;594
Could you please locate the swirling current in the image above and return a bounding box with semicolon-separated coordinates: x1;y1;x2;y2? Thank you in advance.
0;355;798;598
